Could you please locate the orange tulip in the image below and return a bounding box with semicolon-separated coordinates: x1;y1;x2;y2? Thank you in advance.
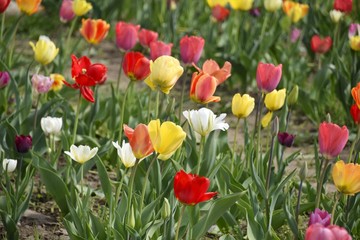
351;82;360;109
282;1;309;23
124;124;154;159
332;160;360;195
16;0;41;15
80;18;110;45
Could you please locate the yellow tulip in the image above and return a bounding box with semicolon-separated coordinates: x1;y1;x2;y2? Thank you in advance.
332;160;360;195
16;0;41;15
232;93;255;118
261;111;273;128
229;0;253;11
73;0;92;16
264;88;286;111
144;56;184;94
207;0;228;7
29;36;59;65
50;73;64;91
148;119;186;160
350;36;360;51
283;1;309;23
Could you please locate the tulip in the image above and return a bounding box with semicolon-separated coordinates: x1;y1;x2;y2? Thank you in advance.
256;62;282;92
351;82;360;108
31;74;53;94
190;59;231;103
180;35;205;65
264;88;286;111
334;0;352;13
29;36;59;65
308;209;331;227
40;116;63;135
332;160;360;195
350;104;360;124
290;28;301;42
50;73;64;91
183;108;229;137
327;225;353;240
150;41;173;61
229;0;253;11
211;5;230;22
349;36;360;51
122;52;150;81
249;7;261;17
123;124;154;159
80;18;110;45
305;224;339;240
15;135;32;153
0;0;10;13
161;198;171;219
59;0;75;22
311;35;332;54
148;119;186;160
72;0;92;16
112;141;136;168
115;21;140;51
138;29;158;48
283;1;309;23
329;10;343;23
261;111;273;128
16;0;41;15
264;0;282;12
2;159;17;172
144;56;183;94
231;93;255;118
287;85;298;106
0;71;10;89
348;24;360;38
277;132;295;147
64;144;98;164
318;122;348;160
206;0;228;7
174;170;217;205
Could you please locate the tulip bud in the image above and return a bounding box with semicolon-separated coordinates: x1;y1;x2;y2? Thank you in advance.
2;158;17;173
0;71;10;89
299;161;307;181
0;0;10;13
278;132;295;147
329;10;343;23
59;0;75;22
287;85;298;106
326;113;332;123
15;135;32;153
130;205;135;228
161;198;171;219
271;116;279;137
41;116;63;135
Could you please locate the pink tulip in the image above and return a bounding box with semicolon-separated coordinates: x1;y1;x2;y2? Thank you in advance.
305;224;352;240
180;35;205;65
328;225;352;240
31;74;54;94
59;0;75;23
150;41;173;60
318;122;348;160
0;71;10;88
291;28;301;42
138;29;158;48
115;21;140;51
256;62;282;92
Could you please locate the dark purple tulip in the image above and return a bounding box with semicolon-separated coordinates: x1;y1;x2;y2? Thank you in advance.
15;135;32;153
308;208;331;227
250;7;261;17
277;132;295;147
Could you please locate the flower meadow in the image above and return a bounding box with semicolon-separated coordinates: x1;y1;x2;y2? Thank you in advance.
0;0;360;239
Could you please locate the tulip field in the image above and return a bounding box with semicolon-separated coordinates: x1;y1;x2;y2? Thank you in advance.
1;0;360;239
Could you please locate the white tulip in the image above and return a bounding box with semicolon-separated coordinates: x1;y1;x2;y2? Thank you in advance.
112;141;136;168
64;145;98;164
329;10;343;23
3;159;17;173
183;108;229;137
264;0;282;12
41;116;63;135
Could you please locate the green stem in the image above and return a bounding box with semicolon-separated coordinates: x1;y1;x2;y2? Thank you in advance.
147;88;152;122
127;160;139;225
112;168;127;226
315;159;330;208
118;81;133;143
155;90;160;119
80;164;84;197
348;125;360;163
255;93;264;166
197;136;205;175
265;133;276;226
116;52;125;92
7;15;23;68
66;16;78;55
178;67;189;123
139;154;158;212
295;180;303;223
33;94;41;130
259;13;269;52
231;118;241;172
330;193;340;225
175;205;186;240
0;13;5;43
72;93;82;144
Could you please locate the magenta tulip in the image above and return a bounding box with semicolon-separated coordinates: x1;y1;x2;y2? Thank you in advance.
179;35;205;65
308;208;331;227
149;41;173;60
115;21;140;51
256;62;282;92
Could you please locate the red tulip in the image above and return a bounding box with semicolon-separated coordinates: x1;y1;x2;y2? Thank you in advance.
211;4;230;22
305;223;352;240
150;41;173;60
15;135;32;153
350;104;360;124
59;0;75;23
180;35;205;65
115;21;140;51
138;29;158;48
311;35;332;54
123;124;154;159
318;122;348;160
174;170;217;205
0;0;10;13
80;18;110;45
122;52;150;81
256;62;282;93
334;0;352;13
63;55;107;102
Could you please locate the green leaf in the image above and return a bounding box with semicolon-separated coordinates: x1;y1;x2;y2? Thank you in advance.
95;155;112;205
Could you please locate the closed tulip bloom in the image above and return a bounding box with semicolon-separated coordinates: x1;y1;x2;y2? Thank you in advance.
328;225;352;240
264;88;286;111
148;119;186;160
229;0;253;11
144;56;183;94
264;0;282;12
115;21;140;51
318;122;348;160
122;52;150;81
112;141;137;168
59;0;75;22
277;132;295;147
348;24;360;38
16;0;41;15
15;135;32;153
180;35;205;65
332;160;360;195
50;73;64;91
311;35;332;54
150;41;173;61
256;62;282;92
3;159;17;173
206;0;228;7
232;93;255;118
80;18;110;45
41;116;63;135
123;124;154;159
0;0;10;13
290;28;301;42
0;71;10;89
349;36;360;51
283;1;309;23
350;104;360;124
308;209;331;227
211;4;230;22
305;224;349;240
31;74;53;94
329;10;343;23
64;145;98;164
29;36;59;65
174;170;217;205
72;0;92;16
183;108;229;137
138;29;158;48
351;82;360;108
334;0;352;13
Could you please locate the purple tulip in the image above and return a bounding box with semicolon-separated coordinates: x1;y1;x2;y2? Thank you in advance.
277;132;295;147
31;74;53;94
15;135;32;153
0;71;10;89
308;208;331;227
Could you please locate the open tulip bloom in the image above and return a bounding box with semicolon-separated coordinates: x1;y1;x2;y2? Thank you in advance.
332;160;360;195
64;144;98;164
